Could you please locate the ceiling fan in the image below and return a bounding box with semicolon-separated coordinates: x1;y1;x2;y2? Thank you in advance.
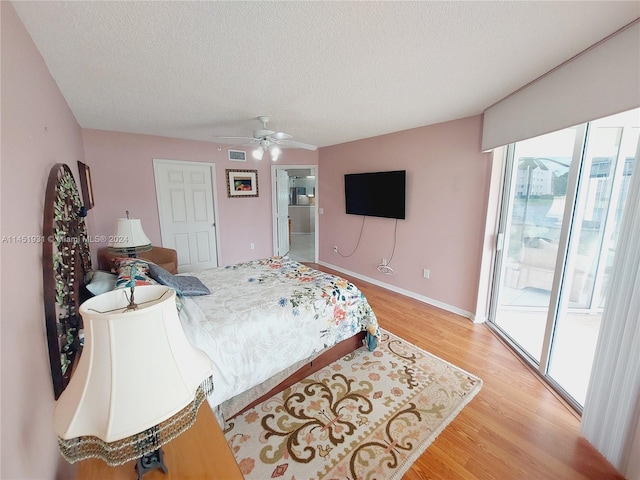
213;116;317;160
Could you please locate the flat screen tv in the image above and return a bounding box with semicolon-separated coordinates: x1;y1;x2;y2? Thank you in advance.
344;170;406;219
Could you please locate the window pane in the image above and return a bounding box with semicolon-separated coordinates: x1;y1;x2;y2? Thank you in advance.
548;111;639;406
495;128;576;362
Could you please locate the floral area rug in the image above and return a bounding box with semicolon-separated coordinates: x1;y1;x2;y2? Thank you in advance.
223;329;482;479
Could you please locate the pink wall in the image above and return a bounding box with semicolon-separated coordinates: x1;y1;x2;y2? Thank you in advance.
82;129;318;266
318;116;492;314
1;5;487;478
0;3;88;478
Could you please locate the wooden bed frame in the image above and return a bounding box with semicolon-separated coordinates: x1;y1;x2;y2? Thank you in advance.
228;331;366;419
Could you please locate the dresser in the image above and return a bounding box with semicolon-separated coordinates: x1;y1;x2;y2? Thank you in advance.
76;404;243;479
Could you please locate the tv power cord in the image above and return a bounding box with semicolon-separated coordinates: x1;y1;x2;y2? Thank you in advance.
333;217;398;275
376;219;399;275
377;261;394;275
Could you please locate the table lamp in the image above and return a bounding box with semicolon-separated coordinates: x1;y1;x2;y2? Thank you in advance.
54;285;214;478
107;211;152;257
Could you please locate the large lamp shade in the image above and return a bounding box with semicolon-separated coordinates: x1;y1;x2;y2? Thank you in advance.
54;286;214;465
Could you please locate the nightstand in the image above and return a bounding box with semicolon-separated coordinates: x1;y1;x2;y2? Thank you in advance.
76;404;243;479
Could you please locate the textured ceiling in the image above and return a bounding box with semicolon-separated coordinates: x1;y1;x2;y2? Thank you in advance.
12;1;640;149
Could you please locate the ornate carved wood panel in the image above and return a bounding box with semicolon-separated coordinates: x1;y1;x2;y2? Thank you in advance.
42;163;92;399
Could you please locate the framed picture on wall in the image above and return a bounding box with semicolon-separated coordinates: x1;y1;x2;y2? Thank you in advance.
77;161;95;209
226;169;258;197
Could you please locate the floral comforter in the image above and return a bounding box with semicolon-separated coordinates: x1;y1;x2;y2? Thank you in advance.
178;257;378;408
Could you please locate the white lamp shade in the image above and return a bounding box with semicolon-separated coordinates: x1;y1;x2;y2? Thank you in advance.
54;286;213;443
108;218;152;254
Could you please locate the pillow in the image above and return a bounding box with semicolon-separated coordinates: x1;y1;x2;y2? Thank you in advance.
115;258;158;289
86;271;117;295
149;263;210;296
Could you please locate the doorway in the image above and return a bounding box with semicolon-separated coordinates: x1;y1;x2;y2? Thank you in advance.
271;166;317;263
153;159;221;272
488;108;639;410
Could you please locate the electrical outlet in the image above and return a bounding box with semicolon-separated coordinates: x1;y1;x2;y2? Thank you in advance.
250;243;255;250
333;245;338;253
423;269;430;279
382;258;387;265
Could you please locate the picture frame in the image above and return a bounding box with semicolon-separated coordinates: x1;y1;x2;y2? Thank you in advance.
226;169;258;197
77;161;95;209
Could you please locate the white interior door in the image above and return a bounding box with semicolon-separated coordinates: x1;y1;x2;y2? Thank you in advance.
153;159;219;272
275;169;290;256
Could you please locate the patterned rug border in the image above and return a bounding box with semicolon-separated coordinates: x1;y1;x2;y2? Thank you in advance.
382;329;483;478
225;328;483;479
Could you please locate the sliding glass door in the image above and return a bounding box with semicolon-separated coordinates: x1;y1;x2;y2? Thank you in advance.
492;128;578;363
545;111;639;405
489;108;639;410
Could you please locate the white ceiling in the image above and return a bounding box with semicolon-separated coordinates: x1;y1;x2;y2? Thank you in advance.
12;1;640;149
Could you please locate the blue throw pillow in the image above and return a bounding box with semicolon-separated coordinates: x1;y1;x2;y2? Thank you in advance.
148;263;210;296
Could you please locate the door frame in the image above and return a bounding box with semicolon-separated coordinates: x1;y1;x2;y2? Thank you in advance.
153;158;222;269
271;165;318;261
486;124;594;411
274;168;290;257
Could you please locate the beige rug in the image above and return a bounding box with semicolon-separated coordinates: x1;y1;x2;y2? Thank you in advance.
223;329;482;479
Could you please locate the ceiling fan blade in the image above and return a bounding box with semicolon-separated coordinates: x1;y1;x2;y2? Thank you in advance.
279;139;318;151
219;141;256;150
271;132;292;140
212;135;256;141
253;129;275;139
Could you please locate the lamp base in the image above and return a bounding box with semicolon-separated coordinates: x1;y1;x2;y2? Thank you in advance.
135;448;167;480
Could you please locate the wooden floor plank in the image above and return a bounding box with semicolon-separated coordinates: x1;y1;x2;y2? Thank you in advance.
310;264;623;480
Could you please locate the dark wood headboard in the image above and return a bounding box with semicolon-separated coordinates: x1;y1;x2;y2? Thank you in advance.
42;163;92;399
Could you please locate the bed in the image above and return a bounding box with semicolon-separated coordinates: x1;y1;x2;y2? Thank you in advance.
42;165;379;423
101;255;379;420
86;256;379;422
175;256;379;419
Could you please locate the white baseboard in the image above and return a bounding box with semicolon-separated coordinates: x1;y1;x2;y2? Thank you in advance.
471;314;486;324
318;261;475;322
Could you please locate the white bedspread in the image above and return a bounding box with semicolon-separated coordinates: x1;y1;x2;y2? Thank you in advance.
178;257;378;408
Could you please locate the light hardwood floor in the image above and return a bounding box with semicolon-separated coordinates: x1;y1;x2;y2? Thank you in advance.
310;264;623;480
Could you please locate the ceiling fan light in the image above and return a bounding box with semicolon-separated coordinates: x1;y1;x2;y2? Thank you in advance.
270;147;281;161
252;148;263;160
